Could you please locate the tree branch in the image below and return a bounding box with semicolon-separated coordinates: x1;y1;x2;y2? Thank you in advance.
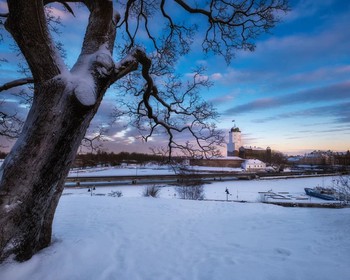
5;0;66;82
173;0;290;62
0;108;23;139
43;0;91;11
80;126;107;152
80;0;118;55
112;53;139;83
173;0;211;17
116;48;224;158
0;78;34;92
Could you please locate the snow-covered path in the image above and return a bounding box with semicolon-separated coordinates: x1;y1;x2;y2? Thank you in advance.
1;194;350;280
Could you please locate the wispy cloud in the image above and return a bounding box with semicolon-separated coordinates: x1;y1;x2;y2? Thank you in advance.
209;93;235;105
253;101;350;124
284;0;337;22
271;65;350;91
224;81;350;115
228;3;350;84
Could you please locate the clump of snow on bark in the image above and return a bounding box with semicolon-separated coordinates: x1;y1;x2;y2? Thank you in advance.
69;44;114;106
72;80;96;106
94;53;114;78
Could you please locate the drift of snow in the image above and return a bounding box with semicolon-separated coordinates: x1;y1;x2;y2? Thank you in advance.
1;175;350;280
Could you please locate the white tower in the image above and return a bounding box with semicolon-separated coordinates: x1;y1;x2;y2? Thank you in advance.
227;126;242;156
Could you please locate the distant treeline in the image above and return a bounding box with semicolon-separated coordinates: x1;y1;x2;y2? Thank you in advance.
0;149;178;168
73;151;177;168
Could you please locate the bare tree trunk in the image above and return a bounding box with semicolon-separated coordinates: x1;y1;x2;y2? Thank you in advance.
0;0;125;262
0;77;100;261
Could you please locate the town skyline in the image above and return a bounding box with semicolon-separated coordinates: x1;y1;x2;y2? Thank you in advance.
0;0;349;156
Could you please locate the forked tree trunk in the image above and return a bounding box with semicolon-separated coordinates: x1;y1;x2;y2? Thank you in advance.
0;77;102;261
0;0;130;262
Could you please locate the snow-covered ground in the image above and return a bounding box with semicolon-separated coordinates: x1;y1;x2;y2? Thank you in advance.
1;174;350;280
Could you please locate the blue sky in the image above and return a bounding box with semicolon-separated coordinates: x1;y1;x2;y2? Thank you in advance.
0;0;349;155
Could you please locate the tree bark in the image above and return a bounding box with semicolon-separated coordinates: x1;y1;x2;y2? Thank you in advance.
0;76;103;261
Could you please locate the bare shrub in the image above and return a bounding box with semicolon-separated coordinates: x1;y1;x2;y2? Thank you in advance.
333;175;350;203
143;185;161;198
108;191;123;198
176;179;205;200
176;184;205;200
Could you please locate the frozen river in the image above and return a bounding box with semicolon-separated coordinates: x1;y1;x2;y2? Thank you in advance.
64;174;338;203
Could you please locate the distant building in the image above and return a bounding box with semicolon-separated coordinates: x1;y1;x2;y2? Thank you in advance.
189;125;272;170
300;151;332;165
242;159;266;171
227;125;271;163
334;151;350;166
189;157;244;169
227;126;241;156
289;150;350;167
239;146;271;162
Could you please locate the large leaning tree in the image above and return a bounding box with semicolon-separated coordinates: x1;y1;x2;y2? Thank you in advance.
0;0;289;261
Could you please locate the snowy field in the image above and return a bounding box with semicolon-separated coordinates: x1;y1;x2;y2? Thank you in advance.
1;174;350;280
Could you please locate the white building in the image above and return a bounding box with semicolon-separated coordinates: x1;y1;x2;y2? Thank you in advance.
242;159;266;171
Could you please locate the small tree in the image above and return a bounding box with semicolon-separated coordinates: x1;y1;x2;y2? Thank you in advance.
176;183;205;200
176;181;205;200
175;170;205;200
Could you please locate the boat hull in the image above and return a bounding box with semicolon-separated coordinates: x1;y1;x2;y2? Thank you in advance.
304;188;337;201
